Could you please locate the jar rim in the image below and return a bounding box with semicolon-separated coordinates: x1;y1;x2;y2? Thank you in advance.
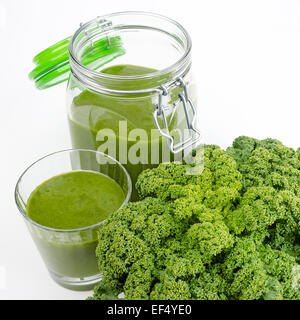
68;11;192;88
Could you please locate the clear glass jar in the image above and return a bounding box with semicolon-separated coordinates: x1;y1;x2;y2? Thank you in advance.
67;12;200;199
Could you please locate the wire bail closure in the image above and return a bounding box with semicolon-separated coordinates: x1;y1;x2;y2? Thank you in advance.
153;78;201;154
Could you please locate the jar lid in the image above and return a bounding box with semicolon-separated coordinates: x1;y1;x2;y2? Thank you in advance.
29;35;125;90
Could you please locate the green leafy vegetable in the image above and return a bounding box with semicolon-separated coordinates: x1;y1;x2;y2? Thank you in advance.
90;137;300;300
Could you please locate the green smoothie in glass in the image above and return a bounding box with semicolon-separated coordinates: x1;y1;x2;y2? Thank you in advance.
26;170;125;287
15;149;131;290
27;171;125;230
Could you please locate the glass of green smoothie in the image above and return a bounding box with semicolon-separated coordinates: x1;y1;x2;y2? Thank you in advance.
15;149;131;290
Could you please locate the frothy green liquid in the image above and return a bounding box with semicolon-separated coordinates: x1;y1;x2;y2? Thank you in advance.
26;171;125;288
27;171;125;229
68;64;182;199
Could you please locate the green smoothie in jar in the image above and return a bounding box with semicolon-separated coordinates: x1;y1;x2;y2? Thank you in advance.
68;64;182;200
67;13;198;200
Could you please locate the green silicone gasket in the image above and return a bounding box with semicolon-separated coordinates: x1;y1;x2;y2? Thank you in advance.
29;34;125;90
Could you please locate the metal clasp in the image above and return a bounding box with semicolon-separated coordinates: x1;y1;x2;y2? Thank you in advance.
153;78;201;154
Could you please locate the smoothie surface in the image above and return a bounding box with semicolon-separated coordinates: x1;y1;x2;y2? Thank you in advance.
27;170;125;229
101;64;157;76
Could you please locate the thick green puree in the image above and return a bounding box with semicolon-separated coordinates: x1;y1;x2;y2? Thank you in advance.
101;64;157;76
26;170;125;288
69;64;183;199
27;170;125;229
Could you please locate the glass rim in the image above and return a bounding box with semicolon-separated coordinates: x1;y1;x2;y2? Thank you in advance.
14;148;132;233
68;11;192;82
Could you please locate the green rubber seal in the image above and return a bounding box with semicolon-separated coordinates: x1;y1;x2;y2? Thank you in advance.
29;35;125;90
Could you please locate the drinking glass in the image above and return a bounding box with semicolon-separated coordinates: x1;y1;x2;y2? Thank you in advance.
15;149;132;290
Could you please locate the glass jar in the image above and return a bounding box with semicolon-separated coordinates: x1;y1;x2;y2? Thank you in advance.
67;12;200;199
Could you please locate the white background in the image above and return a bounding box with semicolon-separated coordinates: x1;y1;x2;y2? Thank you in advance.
0;0;299;300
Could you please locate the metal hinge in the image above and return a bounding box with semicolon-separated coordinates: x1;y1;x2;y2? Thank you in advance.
153;78;201;154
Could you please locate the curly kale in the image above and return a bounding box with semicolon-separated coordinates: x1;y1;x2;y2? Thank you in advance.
227;136;300;196
227;136;300;258
90;137;300;300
